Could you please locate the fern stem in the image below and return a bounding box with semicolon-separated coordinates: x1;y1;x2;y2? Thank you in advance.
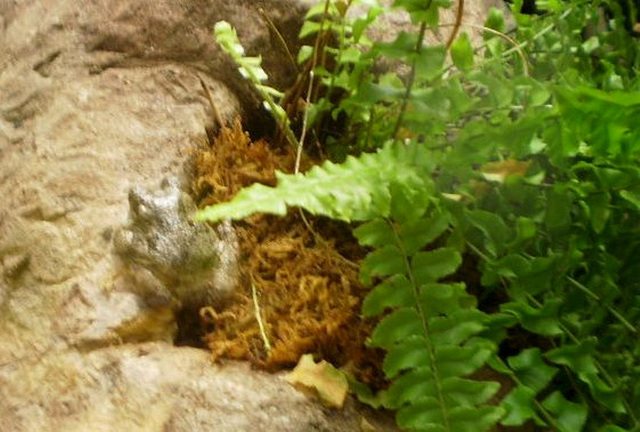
310;0;331;103
257;82;300;150
501;8;573;58
527;294;639;425
389;218;451;431
445;0;464;49
364;106;375;150
392;15;429;141
566;276;636;333
323;2;347;109
258;7;298;72
295;69;315;174
464;238;491;262
491;356;563;431
464;24;529;76
446;8;573;77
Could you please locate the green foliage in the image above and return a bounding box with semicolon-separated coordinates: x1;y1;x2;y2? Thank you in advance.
214;21;299;149
207;1;640;430
355;213;504;431
196;142;432;223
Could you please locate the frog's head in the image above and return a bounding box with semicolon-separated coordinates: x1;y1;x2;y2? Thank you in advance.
128;177;184;227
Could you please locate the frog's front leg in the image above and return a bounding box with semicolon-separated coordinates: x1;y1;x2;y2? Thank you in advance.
127;263;176;308
212;220;239;303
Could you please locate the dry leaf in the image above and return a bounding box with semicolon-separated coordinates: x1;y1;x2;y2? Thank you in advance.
285;354;349;408
441;193;464;201
481;159;531;183
360;416;377;432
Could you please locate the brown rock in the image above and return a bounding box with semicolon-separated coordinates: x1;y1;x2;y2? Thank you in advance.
0;343;397;432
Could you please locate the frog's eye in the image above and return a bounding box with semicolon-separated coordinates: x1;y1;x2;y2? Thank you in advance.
136;202;152;218
130;198;152;221
161;177;181;192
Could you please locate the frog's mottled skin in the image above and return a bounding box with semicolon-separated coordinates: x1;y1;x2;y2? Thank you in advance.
113;177;238;309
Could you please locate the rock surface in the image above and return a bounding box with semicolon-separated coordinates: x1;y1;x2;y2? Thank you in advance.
0;0;308;356
0;0;504;430
0;343;396;432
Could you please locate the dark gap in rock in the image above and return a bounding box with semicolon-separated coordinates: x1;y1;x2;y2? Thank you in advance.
33;50;61;77
242;105;278;143
174;307;210;349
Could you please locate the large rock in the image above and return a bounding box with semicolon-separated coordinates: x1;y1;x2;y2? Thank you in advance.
0;1;504;430
0;0;308;359
0;343;396;431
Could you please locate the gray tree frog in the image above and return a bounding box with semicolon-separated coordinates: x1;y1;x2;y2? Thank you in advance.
113;177;238;310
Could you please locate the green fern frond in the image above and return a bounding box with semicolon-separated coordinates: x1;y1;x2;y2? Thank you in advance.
214;20;296;147
196;142;432;223
354;213;503;432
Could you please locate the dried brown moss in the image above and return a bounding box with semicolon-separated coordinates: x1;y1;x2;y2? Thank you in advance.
192;119;384;386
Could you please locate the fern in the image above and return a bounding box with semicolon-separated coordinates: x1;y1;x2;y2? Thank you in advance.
196;141;432;223
214;20;298;149
355;212;503;431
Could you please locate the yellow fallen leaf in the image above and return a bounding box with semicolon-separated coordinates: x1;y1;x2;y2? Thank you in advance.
441;193;464;202
481;159;531;183
360;416;377;432
284;354;349;408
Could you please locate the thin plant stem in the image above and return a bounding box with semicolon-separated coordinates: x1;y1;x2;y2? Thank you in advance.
258;8;299;72
502;8;573;57
389;217;451;431
392;19;429;140
295;69;315;174
198;74;225;128
251;277;272;352
566;276;636;332
445;0;464;49
465;24;530;76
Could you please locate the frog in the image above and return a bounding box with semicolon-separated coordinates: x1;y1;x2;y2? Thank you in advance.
113;177;238;310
